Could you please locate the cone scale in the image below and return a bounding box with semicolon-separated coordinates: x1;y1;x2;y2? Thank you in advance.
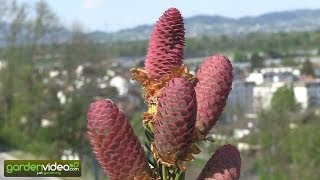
197;144;241;180
145;7;185;80
195;54;233;139
130;7;193;127
152;77;197;168
87;99;151;180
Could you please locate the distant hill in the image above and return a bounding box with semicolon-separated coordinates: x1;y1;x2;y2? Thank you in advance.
1;9;320;45
86;9;320;42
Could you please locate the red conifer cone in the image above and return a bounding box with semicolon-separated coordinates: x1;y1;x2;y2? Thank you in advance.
197;144;241;180
195;54;233;138
145;7;185;80
153;77;196;163
87;99;151;180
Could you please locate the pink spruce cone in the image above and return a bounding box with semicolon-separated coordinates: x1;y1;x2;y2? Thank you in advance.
145;7;185;80
197;144;241;180
87;99;151;180
195;54;233;137
154;77;196;160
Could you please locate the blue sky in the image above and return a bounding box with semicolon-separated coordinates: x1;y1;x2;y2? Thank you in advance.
17;0;320;32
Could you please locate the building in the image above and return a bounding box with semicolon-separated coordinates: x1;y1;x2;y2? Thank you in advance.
228;81;255;114
293;80;320;109
253;80;320;110
293;82;308;109
246;67;300;85
306;81;320;107
253;82;285;109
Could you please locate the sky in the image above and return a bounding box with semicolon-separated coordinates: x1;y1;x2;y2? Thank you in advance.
17;0;320;32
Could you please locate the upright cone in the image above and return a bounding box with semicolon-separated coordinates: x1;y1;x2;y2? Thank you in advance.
145;7;185;80
195;54;233;138
197;144;241;180
153;77;196;165
87;99;151;180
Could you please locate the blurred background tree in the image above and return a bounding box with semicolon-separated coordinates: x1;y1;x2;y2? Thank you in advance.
301;59;315;77
254;85;320;180
250;52;264;71
271;86;298;111
233;51;249;62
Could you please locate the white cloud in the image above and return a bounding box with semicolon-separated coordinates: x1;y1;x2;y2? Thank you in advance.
82;0;102;9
